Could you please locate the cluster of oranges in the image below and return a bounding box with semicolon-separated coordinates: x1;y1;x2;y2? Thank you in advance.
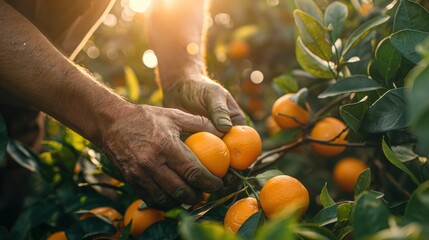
48;199;164;239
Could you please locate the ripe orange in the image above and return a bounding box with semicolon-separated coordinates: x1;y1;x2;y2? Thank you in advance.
222;126;262;170
47;231;67;240
228;40;250;60
271;93;310;130
333;157;368;193
124;200;165;238
260;175;309;219
224;197;260;233
80;206;123;229
185;132;230;177
265;115;281;136
309;117;349;157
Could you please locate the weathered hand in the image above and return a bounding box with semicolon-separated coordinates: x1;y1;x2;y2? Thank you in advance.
100;103;224;209
162;75;246;132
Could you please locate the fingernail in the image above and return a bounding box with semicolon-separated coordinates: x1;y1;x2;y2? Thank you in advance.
217;117;232;127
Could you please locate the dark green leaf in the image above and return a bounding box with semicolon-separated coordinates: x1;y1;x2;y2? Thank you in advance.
393;0;429;32
56;180;81;213
6;140;40;172
391;144;419;162
405;180;429;224
382;138;421;185
390;29;429;64
340;96;371;133
295;224;336;240
343;15;390;55
254;214;296;240
0;115;7;162
375;37;402;83
138;219;179;240
324;1;348;40
294;0;324;23
353;192;390;239
272;74;299;94
320;183;335;208
361;88;408;133
256;169;284;187
308;202;346;226
237;212;265;240
8;200;57;240
119;221;132;240
319;75;383;98
296;37;335;79
354;168;371;198
294;10;332;60
0;227;7;239
65;217;117;240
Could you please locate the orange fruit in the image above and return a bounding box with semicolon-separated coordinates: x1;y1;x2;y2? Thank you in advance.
224;197;260;233
80;206;123;229
309;117;348;157
222;126;262;170
47;231;67;240
228;40;250;60
272;93;310;130
333;157;368;192
124;200;165;238
260;175;309;219
185;132;230;177
265;116;281;136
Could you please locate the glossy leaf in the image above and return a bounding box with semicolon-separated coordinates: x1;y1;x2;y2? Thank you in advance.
361;88;408;133
320;183;335;208
7;140;40;172
382;138;421;186
296;37;335;79
138;219;179;240
405;180;429;224
0;115;7;162
324;1;348;40
119;221;132;240
308;203;342;226
294;0;324;23
390;29;429;64
294;10;332;60
343;15;390;55
340;97;371;133
393;0;429;32
237;212;265;240
272;74;299;94
353;192;390;239
66;217;117;240
319;75;382;98
354;168;371;198
375;37;402;82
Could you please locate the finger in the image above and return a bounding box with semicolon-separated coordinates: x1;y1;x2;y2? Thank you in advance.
133;176;181;210
226;94;247;126
150;164;202;205
204;88;233;132
167;140;224;193
172;109;223;137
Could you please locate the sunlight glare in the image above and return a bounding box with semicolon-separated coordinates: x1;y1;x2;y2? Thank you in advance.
142;49;158;68
250;70;264;84
129;0;152;13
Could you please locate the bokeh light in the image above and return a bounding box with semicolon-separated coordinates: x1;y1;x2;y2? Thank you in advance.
215;13;233;28
142;49;158;68
266;0;279;7
87;46;100;59
187;42;200;55
103;14;117;27
250;70;264;84
129;0;152;13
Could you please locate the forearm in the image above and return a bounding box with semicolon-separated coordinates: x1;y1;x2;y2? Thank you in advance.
146;0;209;90
0;1;128;145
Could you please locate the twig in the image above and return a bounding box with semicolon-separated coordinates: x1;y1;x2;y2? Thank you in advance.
311;94;351;123
276;112;306;126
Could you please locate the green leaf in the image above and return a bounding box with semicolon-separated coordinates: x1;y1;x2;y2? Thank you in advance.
308;202;346;226
138;219;179;240
324;1;348;40
0;115;7;162
320;183;335;208
354;168;371;198
8;200;58;240
319;75;383;98
294;0;324;23
119;220;132;240
56;180;81;213
180;218;237;240
254;214;296;240
353;192;390;239
365;221;423;240
295;224;336;240
66;217;117;240
336;202;353;226
390;29;429;64
256;169;285;187
361;88;408;133
124;65;140;103
343;15;390;55
340;97;371;133
7;140;40;172
405;180;429;224
294;10;332;60
272;74;299;94
237;212;265;240
375;37;402;83
381;138;421;186
296;37;335;79
0;227;7;239
393;0;429;33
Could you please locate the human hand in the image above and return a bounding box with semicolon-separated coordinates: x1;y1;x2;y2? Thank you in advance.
100;103;224;209
162;75;246;132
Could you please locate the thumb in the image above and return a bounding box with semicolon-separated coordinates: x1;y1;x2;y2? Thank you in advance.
172;109;223;137
205;91;233;132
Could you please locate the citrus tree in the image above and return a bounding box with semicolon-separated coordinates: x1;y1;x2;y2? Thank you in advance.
1;0;429;239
